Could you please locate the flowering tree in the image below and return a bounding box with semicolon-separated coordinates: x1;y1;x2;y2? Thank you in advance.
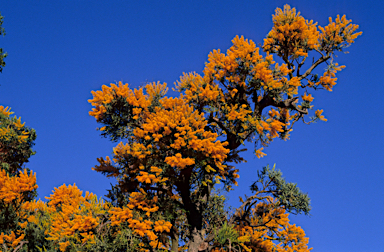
0;5;361;252
0;107;38;251
88;5;361;252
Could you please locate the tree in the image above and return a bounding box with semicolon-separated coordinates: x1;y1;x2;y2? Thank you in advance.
0;107;38;252
0;5;361;252
88;5;361;252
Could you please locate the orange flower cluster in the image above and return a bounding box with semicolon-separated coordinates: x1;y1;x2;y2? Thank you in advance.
227;104;252;122
255;147;267;158
44;184;106;251
176;35;301;108
139;96;229;176
317;63;345;91
91;89;230;179
109;192;171;250
176;35;301;150
0;169;38;204
46;184;84;208
146;81;168;103
154;220;172;233
234;200;311;252
164;153;195;169
263;5;319;59
22;199;49;212
0;169;38;249
202;35;299;95
302;93;314;102
315;109;327;122
318;14;362;52
0;231;25;249
89;81;168;122
0;105;13;117
0;107;30;145
175;72;220;105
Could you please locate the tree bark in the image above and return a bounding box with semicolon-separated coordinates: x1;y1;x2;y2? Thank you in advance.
178;181;206;252
170;227;179;252
189;228;207;252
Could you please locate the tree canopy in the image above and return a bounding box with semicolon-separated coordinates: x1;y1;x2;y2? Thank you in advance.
0;5;361;252
87;5;360;251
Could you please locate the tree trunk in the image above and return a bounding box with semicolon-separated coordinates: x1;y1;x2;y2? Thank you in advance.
189;228;207;252
171;228;179;252
176;171;209;251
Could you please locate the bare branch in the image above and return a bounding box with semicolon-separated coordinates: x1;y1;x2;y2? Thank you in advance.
259;96;308;116
299;53;330;80
13;241;28;252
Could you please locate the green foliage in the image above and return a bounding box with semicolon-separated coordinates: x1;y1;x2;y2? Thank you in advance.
23;211;53;252
214;222;239;246
97;95;135;142
251;164;311;215
0;112;37;175
213;221;249;251
0;203;20;234
89;225;141;252
202;190;227;230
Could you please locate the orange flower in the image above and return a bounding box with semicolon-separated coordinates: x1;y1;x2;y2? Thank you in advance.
263;5;319;59
302;93;314;102
315;109;327;121
0;105;13;117
255;148;267;158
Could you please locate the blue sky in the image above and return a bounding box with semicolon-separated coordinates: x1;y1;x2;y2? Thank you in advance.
1;1;383;251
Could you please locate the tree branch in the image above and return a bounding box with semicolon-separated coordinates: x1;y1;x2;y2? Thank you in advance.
259;96;308;116
13;241;28;252
209;116;242;151
298;53;330;80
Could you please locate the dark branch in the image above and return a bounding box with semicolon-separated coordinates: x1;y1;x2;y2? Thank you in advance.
298;53;330;80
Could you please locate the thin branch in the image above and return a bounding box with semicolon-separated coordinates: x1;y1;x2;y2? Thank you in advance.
298;53;330;80
259;96;308;116
296;55;307;76
13;241;28;252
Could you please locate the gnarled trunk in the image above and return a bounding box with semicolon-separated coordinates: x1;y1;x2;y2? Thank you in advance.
189;228;207;252
171;227;179;252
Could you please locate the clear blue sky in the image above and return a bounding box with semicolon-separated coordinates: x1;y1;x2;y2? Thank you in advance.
1;1;383;251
